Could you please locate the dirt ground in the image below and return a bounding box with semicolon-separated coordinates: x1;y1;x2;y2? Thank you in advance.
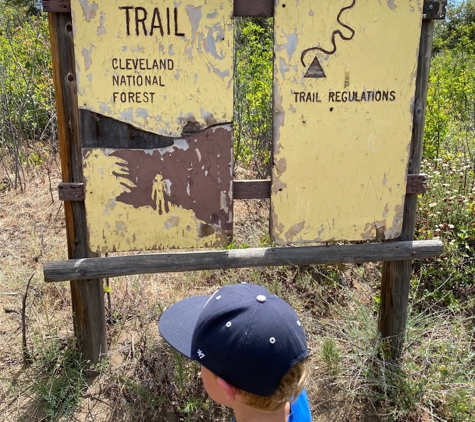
0;160;386;422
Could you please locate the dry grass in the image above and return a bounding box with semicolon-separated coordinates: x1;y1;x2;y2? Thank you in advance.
1;158;473;422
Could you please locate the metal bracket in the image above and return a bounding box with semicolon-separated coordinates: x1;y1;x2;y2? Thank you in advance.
423;0;447;20
58;183;85;201
406;174;428;194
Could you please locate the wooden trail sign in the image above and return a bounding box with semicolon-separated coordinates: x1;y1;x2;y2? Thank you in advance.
44;0;446;367
71;0;234;252
272;0;423;244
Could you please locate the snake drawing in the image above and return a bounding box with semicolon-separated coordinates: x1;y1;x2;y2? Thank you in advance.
301;0;356;69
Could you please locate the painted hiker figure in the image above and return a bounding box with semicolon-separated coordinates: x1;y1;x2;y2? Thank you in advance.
158;283;312;422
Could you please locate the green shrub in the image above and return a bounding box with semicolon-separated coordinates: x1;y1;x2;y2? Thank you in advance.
415;153;475;308
234;18;273;178
424;37;475;159
0;3;55;188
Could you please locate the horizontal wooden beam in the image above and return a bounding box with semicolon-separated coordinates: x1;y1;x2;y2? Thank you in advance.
57;174;427;202
41;0;445;20
233;180;271;199
42;0;273;16
42;0;69;13
44;240;443;282
57;180;272;201
234;0;273;17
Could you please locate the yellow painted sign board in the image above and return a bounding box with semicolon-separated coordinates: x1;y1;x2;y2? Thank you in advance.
272;0;423;243
71;0;234;252
72;0;233;136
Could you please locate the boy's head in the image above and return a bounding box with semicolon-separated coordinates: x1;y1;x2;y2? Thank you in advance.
158;283;308;411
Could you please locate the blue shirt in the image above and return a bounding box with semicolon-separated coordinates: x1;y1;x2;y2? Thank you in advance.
232;389;312;422
288;389;312;421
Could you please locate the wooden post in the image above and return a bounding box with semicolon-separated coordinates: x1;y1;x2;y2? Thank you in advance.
379;19;435;359
48;12;107;368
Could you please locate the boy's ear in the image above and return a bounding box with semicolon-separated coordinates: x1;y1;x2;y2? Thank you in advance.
216;377;238;403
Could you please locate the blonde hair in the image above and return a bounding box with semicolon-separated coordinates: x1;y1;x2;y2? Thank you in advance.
238;358;309;412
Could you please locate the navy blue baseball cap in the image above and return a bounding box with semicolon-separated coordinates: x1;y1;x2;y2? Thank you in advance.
158;283;308;396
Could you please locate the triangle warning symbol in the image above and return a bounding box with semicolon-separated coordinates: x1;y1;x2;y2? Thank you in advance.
304;56;326;79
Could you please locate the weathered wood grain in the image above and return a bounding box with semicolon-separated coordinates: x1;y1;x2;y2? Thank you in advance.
42;0;445;20
57;175;426;202
58;180;272;201
48;12;107;368
379;20;435;360
44;240;443;283
42;0;69;13
42;0;274;16
233;180;271;199
234;0;273;17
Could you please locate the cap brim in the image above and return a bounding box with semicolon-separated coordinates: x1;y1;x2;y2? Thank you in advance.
158;295;210;358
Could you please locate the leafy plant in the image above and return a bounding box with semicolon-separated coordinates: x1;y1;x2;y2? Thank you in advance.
420;0;475;312
415;153;475;308
27;337;86;421
234;18;273;178
433;0;475;54
0;2;56;189
425;4;475;160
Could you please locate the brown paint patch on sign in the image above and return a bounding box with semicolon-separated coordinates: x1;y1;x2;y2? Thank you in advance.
84;125;233;237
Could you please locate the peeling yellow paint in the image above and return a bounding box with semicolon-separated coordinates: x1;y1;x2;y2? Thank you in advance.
271;0;422;243
83;149;227;252
285;222;305;243
360;219;386;241
71;0;233;137
272;180;287;196
274;157;287;175
97;11;106;35
270;212;285;239
79;0;98;22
